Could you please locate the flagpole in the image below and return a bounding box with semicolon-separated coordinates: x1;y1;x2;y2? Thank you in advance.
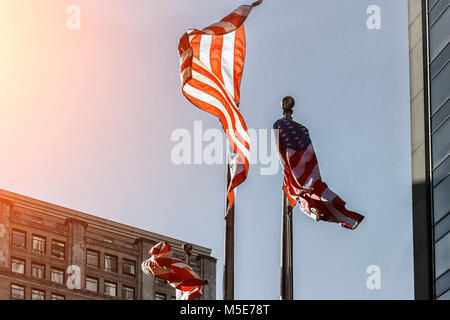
223;161;235;300
280;96;294;300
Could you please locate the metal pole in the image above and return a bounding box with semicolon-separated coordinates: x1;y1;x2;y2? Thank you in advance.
223;163;235;300
281;194;294;300
280;96;295;300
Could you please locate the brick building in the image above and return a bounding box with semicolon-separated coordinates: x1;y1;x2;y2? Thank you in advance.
0;189;216;300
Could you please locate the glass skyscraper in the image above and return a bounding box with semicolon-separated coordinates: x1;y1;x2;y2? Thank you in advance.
426;0;450;300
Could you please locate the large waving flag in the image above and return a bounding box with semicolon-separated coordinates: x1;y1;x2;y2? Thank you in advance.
274;118;365;230
141;242;208;300
178;1;262;212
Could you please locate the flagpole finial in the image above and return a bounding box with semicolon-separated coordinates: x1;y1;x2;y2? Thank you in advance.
281;96;295;120
183;243;193;264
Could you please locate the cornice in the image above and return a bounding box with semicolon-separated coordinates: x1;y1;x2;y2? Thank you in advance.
0;189;213;257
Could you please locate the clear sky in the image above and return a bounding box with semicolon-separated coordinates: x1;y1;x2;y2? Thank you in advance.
0;0;413;299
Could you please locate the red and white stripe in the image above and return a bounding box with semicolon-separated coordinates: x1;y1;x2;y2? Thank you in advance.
178;1;262;212
280;144;364;230
141;242;208;300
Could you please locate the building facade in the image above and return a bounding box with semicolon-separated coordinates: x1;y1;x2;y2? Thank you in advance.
409;0;450;300
0;189;216;300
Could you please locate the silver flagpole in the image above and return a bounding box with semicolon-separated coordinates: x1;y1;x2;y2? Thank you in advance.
223;144;235;300
280;96;295;300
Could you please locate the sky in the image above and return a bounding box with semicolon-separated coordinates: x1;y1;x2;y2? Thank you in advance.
0;0;413;299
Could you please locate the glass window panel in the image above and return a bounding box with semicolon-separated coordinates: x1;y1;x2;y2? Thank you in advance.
122;287;135;300
431;46;450;81
104;281;117;297
11;258;25;274
438;289;450;299
85;277;98;292
51;240;65;259
433;154;450;187
31;289;45;300
12;230;26;248
430;0;440;11
435;213;450;242
51;293;65;300
430;0;450;26
155;293;166;300
86;250;99;268
11;284;25;300
432;98;450;132
432;117;450;168
430;6;450;61
123;260;136;277
104;254;117;273
51;268;64;284
32;235;46;254
436;269;450;297
431;61;450;115
434;174;450;222
31;263;45;279
435;232;450;277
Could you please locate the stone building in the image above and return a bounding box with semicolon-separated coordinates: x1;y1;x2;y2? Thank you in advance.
0;189;216;300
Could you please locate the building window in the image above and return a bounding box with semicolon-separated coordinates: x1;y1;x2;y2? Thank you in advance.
11;284;25;300
155;293;166;300
122;286;135;300
12;230;26;249
51;268;64;285
32;235;46;254
86;250;99;268
11;257;25;274
122;259;136;277
85;277;98;293
31;263;45;279
170;295;176;300
51;240;65;260
51;293;65;300
104;254;117;273
31;289;45;300
104;281;117;297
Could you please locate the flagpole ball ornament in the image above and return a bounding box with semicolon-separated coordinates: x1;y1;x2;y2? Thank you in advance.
183;243;193;253
282;96;295;119
183;243;193;257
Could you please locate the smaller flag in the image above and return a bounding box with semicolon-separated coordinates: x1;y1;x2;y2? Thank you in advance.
141;241;208;300
274;118;364;230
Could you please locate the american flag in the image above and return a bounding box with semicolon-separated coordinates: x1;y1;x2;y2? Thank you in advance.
178;1;262;212
274;118;364;230
141;242;208;300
